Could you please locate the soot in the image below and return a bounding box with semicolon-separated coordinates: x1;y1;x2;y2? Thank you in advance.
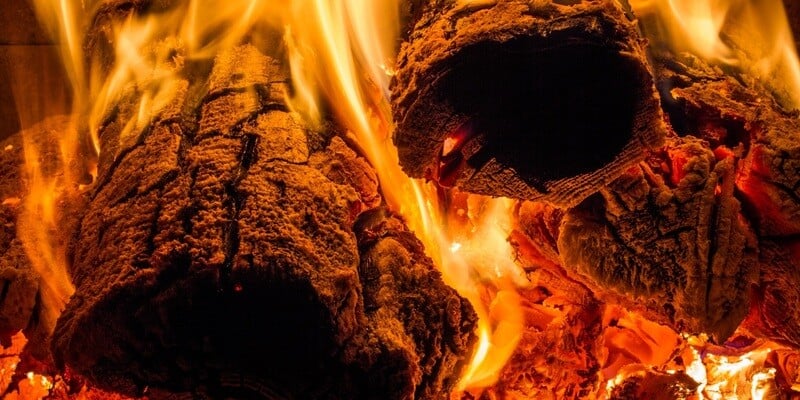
437;38;640;184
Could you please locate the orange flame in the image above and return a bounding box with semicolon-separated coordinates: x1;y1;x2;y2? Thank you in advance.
23;0;528;392
630;0;800;109
23;0;800;397
12;0;89;331
282;1;528;391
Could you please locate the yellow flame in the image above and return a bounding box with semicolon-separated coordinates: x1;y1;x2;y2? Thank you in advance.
11;0;90;331
630;0;800;109
444;198;528;391
25;0;527;391
283;0;529;391
699;346;775;400
17;140;75;332
607;333;781;400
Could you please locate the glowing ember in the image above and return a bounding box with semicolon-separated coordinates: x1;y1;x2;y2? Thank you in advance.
603;329;787;400
7;0;800;398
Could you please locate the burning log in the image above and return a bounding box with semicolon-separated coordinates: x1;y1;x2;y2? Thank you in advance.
653;52;800;346
392;0;666;206
506;17;800;343
0;130;39;346
0;115;85;357
680;86;800;237
51;44;477;398
744;239;800;348
557;135;758;342
516;49;800;345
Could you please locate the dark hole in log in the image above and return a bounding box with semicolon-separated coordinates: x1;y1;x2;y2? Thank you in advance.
436;39;639;183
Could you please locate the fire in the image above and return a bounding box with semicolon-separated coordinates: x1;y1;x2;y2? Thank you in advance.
11;0;800;398
281;1;529;391
630;0;800;109
601;320;787;400
22;0;529;393
678;336;779;400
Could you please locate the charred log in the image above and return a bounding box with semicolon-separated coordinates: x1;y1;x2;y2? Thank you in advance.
0;129;38;347
52;45;477;399
556;136;758;342
392;0;666;207
652;51;800;339
509;35;800;345
665;75;800;237
743;239;800;348
0;115;86;357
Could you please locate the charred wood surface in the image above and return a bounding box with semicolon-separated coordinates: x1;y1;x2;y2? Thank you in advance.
668;75;800;237
743;239;800;348
0;115;84;357
0;128;38;346
391;0;665;207
513;47;800;345
52;45;477;399
654;52;800;343
557;136;758;342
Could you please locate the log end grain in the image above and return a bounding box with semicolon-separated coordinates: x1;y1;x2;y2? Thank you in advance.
392;0;666;207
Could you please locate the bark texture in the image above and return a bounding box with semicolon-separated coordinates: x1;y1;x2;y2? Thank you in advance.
391;0;665;207
508;43;800;345
52;45;477;399
558;136;758;342
744;239;800;348
0;129;38;345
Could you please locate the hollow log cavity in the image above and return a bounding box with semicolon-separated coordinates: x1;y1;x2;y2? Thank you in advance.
392;0;666;206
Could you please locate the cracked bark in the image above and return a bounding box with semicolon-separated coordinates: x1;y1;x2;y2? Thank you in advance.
513;49;800;346
391;0;665;207
52;44;477;399
557;136;758;342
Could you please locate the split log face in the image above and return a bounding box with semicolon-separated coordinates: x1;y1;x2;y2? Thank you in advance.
557;136;758;342
392;0;666;207
668;77;800;237
52;44;477;398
